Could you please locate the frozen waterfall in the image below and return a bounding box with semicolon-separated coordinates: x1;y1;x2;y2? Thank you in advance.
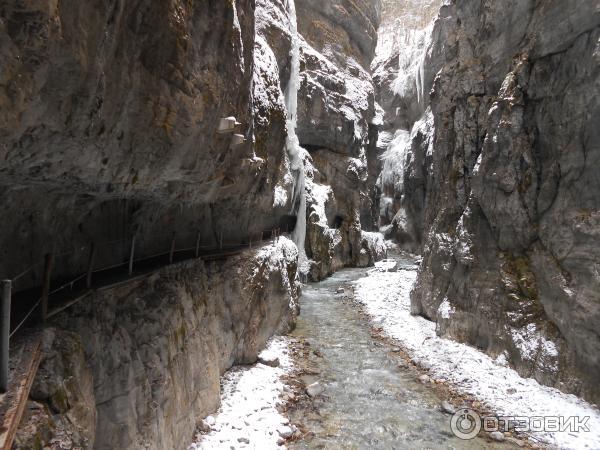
284;0;309;275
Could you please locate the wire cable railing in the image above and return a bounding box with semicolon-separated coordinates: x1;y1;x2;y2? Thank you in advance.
0;226;288;391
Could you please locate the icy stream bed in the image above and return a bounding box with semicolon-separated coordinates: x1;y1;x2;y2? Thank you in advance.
288;266;509;449
191;252;600;449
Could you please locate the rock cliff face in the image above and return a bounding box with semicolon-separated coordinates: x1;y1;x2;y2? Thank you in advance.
296;0;386;280
0;0;295;289
372;0;442;251
3;1;388;448
377;0;600;403
17;239;299;450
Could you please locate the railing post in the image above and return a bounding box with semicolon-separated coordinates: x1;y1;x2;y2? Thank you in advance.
169;234;176;264
86;243;96;289
195;233;201;258
219;232;223;250
1;280;11;392
128;235;136;276
40;253;53;323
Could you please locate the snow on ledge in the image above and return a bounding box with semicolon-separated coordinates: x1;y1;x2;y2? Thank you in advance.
353;266;600;450
255;236;299;268
190;337;293;450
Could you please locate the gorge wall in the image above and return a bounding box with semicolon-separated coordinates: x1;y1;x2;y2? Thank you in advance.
0;0;294;290
6;0;599;447
17;239;299;449
2;0;385;448
256;0;387;281
376;0;600;403
296;0;387;280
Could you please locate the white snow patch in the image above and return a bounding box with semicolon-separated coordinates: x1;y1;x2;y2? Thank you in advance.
354;268;600;450
437;297;454;320
361;231;387;259
379;129;410;193
374;259;398;272
273;185;288;208
256;236;298;276
511;324;560;372
494;351;510;367
190;337;293;450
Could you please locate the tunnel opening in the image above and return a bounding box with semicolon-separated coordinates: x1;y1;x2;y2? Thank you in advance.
279;215;298;233
332;215;344;230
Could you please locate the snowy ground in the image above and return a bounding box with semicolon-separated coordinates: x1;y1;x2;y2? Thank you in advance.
189;337;295;450
354;257;600;450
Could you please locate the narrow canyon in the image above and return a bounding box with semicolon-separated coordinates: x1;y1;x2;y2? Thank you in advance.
0;0;598;449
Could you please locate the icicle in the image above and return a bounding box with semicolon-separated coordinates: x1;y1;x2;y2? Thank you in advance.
284;0;308;275
418;51;426;104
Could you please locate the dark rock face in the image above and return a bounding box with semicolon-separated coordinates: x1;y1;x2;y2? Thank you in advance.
297;0;381;70
406;0;600;403
3;1;388;448
0;0;386;284
0;0;293;289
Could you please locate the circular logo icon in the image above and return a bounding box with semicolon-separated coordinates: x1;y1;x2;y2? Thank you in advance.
450;408;481;440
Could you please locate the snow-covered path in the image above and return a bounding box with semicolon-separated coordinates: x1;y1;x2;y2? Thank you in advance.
189;338;295;450
354;257;600;450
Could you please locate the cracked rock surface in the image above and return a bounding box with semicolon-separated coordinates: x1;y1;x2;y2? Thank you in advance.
378;0;600;403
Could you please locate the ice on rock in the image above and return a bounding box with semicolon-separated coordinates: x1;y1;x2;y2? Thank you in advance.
436;298;454;320
284;0;309;277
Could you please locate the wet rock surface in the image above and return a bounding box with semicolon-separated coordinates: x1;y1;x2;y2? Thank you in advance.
0;0;294;290
296;0;386;280
409;0;600;403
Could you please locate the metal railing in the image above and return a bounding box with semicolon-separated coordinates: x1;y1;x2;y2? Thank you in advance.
0;227;288;391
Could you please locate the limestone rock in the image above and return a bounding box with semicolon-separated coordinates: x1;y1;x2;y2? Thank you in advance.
377;0;600;404
258;354;281;368
440;401;456;415
277;426;294;439
22;241;299;450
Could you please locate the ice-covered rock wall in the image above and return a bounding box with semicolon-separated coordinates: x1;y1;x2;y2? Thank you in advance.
283;0;310;274
253;0;387;282
372;0;442;250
